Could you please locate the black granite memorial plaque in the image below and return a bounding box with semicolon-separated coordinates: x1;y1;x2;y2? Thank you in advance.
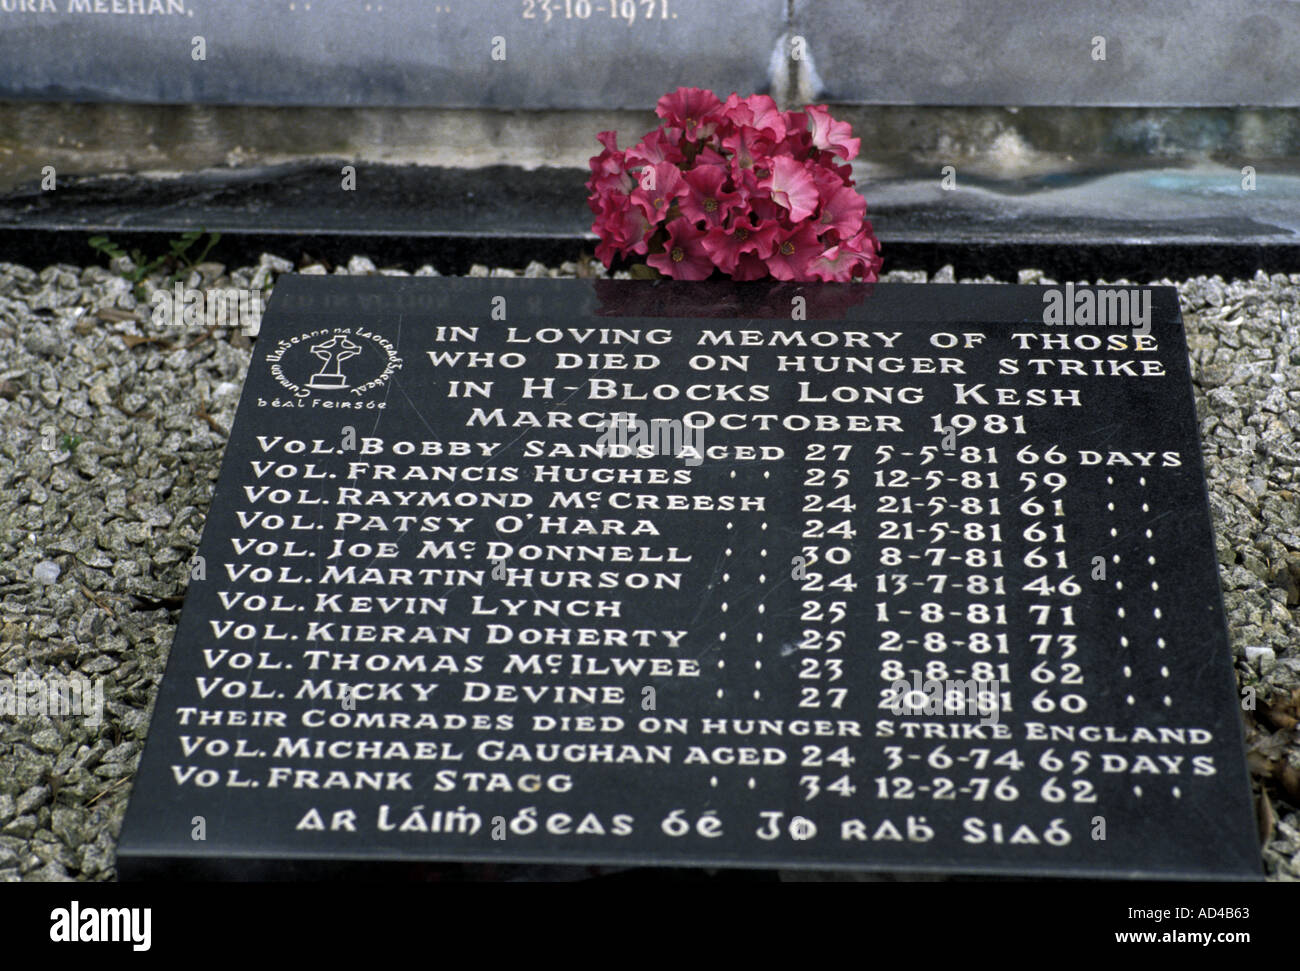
118;277;1260;880
0;0;782;108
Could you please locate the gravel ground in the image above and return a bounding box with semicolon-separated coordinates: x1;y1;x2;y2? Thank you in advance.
0;252;1297;882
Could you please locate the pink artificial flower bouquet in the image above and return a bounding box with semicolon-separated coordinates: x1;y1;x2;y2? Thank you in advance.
586;87;882;283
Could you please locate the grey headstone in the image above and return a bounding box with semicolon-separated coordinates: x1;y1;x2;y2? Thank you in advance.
0;0;785;108
793;0;1300;107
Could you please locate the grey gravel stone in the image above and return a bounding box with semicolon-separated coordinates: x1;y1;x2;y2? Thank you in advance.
28;861;73;882
32;560;60;585
15;786;48;816
28;729;62;754
49;807;84;848
2;817;37;839
22;331;61;357
259;253;293;274
78;841;112;877
1246;645;1277;666
887;269;927;283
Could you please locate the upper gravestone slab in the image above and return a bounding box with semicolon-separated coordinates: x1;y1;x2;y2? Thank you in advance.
0;0;784;108
117;277;1260;880
4;1;1294;108
794;0;1300;107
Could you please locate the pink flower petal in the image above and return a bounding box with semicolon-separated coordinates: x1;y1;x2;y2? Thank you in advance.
764;222;820;280
817;183;868;238
655;87;723;140
762;157;819;222
680;165;742;228
806;105;861;160
647;218;715;280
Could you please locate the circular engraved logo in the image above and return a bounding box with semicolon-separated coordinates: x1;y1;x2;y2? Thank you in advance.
264;327;403;399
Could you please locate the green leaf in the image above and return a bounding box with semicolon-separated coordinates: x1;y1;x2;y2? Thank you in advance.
628;263;661;280
88;236;125;259
171;230;201;256
194;231;220;264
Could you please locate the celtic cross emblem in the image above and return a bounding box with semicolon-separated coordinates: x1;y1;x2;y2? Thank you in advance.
306;333;362;389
